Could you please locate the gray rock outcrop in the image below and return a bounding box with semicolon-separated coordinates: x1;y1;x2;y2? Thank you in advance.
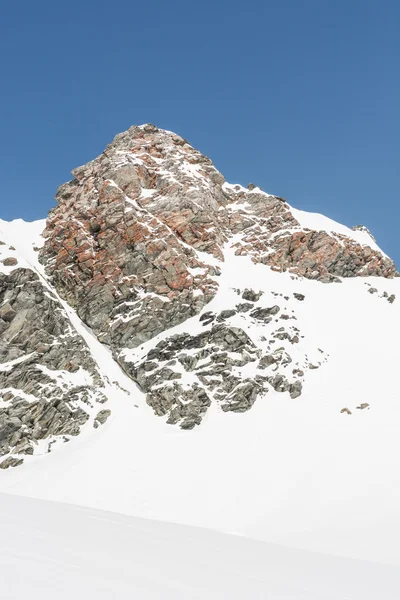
0;267;107;461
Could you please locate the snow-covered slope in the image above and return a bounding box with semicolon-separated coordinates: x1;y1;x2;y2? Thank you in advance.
289;204;384;253
1;125;400;588
0;215;400;568
4;492;400;600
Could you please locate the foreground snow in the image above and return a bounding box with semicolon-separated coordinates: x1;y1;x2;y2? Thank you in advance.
2;492;400;599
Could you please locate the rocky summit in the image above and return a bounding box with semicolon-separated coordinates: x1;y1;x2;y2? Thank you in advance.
0;123;398;468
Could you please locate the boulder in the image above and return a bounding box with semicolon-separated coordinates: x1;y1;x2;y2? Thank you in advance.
0;456;23;469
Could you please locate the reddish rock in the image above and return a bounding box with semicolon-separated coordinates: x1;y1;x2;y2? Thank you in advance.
2;257;18;267
40;124;397;355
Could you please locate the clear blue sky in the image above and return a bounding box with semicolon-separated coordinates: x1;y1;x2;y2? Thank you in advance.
1;0;399;263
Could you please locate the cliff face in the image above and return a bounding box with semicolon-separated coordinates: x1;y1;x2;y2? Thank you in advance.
0;124;398;465
0;221;107;462
39;124;396;348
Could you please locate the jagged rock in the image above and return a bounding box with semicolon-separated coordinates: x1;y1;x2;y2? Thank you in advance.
242;289;263;302
341;408;352;415
0;398;90;458
217;309;236;321
0;303;16;322
368;288;378;294
289;381;302;399
39;126;224;350
244;229;397;281
2;257;17;267
266;375;302;399
94;409;111;428
293;293;305;301
145;384;211;430
40;124;396;364
167;387;211;429
145;386;176;417
221;380;262;413
0;267;107;460
292;368;304;377
0;456;23;469
236;302;254;313
388;294;395;304
356;403;370;410
259;355;277;369
250;306;280;321
268;374;291;393
200;311;215;325
136;365;182;392
13;439;34;455
132;324;271;426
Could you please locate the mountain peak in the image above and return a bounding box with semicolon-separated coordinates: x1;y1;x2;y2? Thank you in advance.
0;123;397;460
1;125;400;567
38;124;397;351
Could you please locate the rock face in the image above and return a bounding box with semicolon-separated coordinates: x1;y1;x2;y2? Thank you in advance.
39;124;225;349
0;237;107;461
133;324;264;428
126;287;325;428
267;230;394;281
234;227;396;282
40;124;397;355
0;123;398;462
